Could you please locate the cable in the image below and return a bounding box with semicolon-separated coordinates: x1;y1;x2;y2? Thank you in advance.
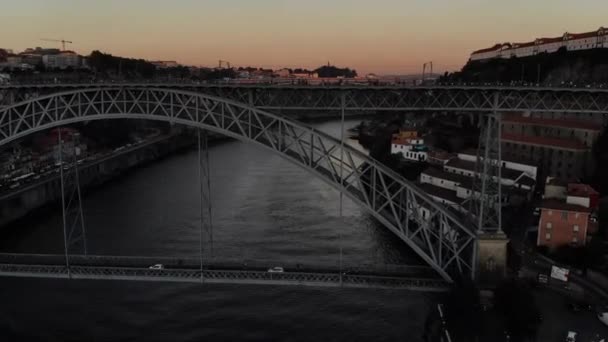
339;92;345;286
198;128;204;283
58;127;71;278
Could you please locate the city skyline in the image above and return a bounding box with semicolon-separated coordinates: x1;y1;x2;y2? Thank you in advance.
2;0;608;74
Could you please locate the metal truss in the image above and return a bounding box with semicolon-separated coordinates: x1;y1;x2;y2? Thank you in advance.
57;128;88;259
0;87;479;282
468;103;503;233
2;84;608;113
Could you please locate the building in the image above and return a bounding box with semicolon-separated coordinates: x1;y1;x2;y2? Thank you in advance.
151;61;180;69
470;26;608;61
537;200;592;249
417;148;537;214
390;129;429;162
501;113;600;182
502;114;602;149
427;150;454;166
444;158;536;191
537;179;599;248
42;51;82;69
275;68;291;78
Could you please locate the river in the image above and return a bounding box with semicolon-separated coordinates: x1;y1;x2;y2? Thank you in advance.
0;119;436;341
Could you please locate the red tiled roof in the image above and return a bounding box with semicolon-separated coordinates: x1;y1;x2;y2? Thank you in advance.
502;133;588;150
569;31;600;40
536;37;564;44
567;183;599;197
503;115;602;131
392;137;413;145
472;43;506;54
512;41;536;48
540;199;592;213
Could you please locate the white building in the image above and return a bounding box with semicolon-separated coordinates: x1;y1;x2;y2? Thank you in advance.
390;130;429;162
470;27;608;61
42;51;82;69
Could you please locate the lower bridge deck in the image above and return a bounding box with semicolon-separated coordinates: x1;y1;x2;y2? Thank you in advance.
0;254;449;292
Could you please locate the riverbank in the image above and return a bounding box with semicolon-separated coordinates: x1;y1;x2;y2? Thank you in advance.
0;131;229;228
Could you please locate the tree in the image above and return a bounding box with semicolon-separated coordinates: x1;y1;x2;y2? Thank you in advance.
314;65;357;78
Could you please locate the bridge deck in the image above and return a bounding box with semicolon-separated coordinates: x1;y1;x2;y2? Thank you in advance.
0;254;448;292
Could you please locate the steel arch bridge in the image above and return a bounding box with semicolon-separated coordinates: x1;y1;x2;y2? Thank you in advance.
0;87;478;282
2;84;608;112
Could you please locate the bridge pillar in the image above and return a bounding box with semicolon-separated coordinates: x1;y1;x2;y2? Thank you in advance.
476;231;509;287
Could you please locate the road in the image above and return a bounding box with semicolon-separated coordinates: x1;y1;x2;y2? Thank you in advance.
535;289;608;342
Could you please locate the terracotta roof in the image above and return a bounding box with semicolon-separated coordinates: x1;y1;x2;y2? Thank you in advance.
569;31;600;40
512;41;536;48
567;183;599;197
536;37;564;44
472;44;503;54
503;114;602;131
502;133;588;151
540;199;592;213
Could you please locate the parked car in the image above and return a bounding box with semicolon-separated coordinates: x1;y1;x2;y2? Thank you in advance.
149;264;164;270
267;267;284;273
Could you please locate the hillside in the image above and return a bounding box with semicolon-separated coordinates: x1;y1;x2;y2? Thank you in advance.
441;48;608;85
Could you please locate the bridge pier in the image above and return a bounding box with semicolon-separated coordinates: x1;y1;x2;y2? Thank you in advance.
476;231;509;287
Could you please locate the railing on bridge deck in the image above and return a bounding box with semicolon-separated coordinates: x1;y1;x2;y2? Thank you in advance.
0;253;448;291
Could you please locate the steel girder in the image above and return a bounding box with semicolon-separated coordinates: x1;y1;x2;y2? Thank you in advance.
3;84;608;113
0;88;478;282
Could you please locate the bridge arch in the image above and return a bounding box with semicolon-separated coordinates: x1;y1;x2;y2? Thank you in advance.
0;87;478;282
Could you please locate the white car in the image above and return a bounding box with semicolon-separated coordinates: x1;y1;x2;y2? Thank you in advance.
566;331;577;342
267;267;284;273
149;264;164;270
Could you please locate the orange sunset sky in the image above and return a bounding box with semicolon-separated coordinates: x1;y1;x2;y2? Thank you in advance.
2;0;607;74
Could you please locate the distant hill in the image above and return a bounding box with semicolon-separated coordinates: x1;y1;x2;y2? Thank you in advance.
441;48;608;85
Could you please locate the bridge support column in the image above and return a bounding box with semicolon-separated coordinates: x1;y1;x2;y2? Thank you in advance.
476;231;508;287
470;92;509;286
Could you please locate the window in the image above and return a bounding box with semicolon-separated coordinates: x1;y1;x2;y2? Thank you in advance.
546;222;552;229
575;213;579;219
572;236;578;243
548;210;553;216
545;233;551;240
561;211;568;220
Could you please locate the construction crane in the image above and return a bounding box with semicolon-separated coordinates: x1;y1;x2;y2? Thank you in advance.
421;61;433;84
218;60;231;69
41;38;73;51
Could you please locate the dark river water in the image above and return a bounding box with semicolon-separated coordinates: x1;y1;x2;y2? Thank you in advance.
0;120;436;341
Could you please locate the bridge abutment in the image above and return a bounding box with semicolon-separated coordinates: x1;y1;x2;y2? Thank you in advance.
476;231;509;287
